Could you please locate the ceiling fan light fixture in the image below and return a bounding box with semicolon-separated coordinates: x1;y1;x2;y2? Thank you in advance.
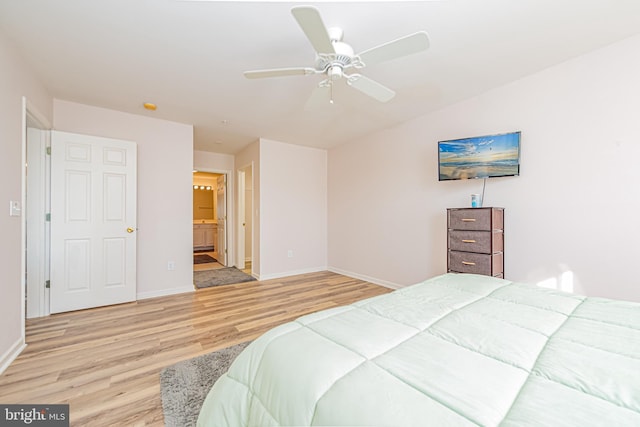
328;64;343;80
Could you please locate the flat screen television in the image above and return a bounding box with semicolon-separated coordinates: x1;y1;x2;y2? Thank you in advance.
438;131;521;181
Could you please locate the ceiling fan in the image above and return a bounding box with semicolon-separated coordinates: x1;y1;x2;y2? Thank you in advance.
244;6;430;105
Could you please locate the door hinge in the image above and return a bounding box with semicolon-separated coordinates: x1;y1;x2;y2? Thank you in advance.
46;146;51;155
45;213;51;222
45;280;50;289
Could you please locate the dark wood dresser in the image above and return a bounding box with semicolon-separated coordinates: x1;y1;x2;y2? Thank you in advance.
447;207;504;278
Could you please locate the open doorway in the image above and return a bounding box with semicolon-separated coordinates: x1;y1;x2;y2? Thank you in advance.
193;171;226;271
25;111;50;319
237;164;254;276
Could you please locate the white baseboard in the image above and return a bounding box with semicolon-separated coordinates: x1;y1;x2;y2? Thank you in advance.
255;267;404;290
136;285;194;300
0;337;26;375
256;266;326;281
327;267;402;290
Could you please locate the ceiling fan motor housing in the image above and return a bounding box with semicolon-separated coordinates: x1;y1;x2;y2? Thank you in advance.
316;37;355;79
327;27;344;42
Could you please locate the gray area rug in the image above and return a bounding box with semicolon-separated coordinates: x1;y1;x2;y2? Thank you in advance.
194;267;256;289
194;254;217;264
160;341;251;427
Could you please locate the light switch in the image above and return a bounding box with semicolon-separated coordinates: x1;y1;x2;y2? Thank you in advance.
9;200;21;217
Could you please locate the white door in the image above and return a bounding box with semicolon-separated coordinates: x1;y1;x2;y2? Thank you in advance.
216;174;227;266
50;131;137;314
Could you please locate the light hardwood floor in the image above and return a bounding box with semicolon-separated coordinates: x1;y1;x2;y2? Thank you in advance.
0;271;391;426
193;250;224;272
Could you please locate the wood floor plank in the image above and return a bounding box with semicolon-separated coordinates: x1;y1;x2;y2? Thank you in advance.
0;271;391;426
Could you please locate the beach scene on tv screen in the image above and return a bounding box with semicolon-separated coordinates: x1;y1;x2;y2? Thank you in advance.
439;132;520;180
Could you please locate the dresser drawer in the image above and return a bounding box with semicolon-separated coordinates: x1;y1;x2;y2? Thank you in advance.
448;208;503;231
448;230;503;254
448;251;504;276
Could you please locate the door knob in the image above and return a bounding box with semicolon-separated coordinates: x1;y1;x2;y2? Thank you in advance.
127;227;135;233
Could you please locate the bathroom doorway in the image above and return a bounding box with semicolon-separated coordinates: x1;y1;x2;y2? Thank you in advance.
193;171;225;271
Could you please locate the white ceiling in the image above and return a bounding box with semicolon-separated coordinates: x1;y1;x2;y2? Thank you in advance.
2;0;640;155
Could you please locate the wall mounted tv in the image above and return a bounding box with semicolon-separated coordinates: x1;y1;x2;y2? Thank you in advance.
438;131;521;181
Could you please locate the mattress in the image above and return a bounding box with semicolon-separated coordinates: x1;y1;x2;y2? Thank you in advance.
197;273;640;426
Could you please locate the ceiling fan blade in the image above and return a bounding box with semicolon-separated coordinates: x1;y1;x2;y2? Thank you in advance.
304;84;331;111
358;31;429;67
347;74;396;103
244;67;316;79
291;6;335;55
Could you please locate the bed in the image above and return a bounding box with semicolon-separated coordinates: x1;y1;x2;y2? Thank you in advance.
197;273;640;426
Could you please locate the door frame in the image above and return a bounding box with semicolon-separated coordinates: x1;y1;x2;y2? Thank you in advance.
25;123;50;318
21;97;52;324
193;167;234;267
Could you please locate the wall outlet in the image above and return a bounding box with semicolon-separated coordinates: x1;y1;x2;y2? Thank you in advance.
167;261;175;271
287;250;293;258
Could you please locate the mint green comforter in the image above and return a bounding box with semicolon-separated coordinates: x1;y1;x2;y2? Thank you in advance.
198;273;640;426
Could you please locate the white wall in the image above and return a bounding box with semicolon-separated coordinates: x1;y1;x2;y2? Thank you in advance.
329;34;640;302
0;30;52;371
194;150;234;172
260;139;328;279
53;100;194;299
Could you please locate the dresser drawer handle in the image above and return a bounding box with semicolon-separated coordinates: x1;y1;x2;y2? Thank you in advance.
461;239;476;243
461;218;476;222
461;261;476;266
